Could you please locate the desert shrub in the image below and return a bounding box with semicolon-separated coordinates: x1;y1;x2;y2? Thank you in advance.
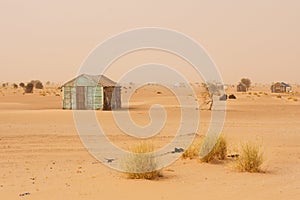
121;142;161;180
253;92;261;97
228;94;236;99
277;95;282;98
40;91;46;96
19;82;25;88
30;80;44;89
294;98;298;102
236;143;263;173
200;136;227;163
34;81;44;89
182;140;202;159
13;83;18;89
241;78;251;89
25;83;34;93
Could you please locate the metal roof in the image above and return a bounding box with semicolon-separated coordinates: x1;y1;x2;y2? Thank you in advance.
237;82;247;87
62;74;117;87
280;82;291;87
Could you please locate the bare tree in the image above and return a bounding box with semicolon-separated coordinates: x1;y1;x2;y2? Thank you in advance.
202;82;222;110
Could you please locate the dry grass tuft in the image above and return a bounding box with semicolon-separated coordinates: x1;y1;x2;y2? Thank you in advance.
121;142;161;180
181;140;202;160
39;91;46;96
200;136;227;163
236;142;264;173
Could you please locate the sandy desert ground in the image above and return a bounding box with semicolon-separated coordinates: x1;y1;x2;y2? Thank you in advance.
0;84;300;200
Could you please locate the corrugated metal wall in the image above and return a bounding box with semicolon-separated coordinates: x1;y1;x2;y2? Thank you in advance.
86;86;103;110
62;86;72;109
63;86;103;110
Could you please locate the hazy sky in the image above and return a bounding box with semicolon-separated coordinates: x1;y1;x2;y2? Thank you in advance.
0;0;299;84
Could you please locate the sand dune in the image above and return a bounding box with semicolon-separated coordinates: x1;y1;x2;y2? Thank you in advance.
0;85;300;199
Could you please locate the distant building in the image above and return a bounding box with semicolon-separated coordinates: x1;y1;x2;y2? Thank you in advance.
237;83;247;92
61;74;121;110
271;82;292;93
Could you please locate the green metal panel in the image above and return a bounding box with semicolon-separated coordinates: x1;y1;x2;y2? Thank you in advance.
93;86;103;110
62;86;72;109
83;86;103;110
86;86;94;110
71;87;77;109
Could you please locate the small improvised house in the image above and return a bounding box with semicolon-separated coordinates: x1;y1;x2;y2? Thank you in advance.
271;82;292;93
237;83;247;92
62;74;121;110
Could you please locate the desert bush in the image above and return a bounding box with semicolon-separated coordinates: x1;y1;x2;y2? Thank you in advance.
121;142;161;180
30;80;44;89
40;91;46;96
200;136;227;163
277;95;282;98
25;83;34;93
253;92;261;97
236;142;263;173
19;82;25;88
13;83;18;89
34;81;44;89
228;94;236;99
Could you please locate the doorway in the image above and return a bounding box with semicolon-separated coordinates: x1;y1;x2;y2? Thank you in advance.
76;86;85;110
